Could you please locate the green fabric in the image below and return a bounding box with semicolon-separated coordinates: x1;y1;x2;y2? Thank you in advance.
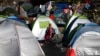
62;13;80;33
39;21;49;28
79;15;87;19
2;7;18;16
0;15;8;18
39;15;48;18
62;13;87;33
65;24;84;46
23;6;30;11
62;15;79;33
73;13;87;19
31;16;47;30
73;13;80;16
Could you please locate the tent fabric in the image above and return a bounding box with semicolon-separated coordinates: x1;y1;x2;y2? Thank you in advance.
21;2;33;12
63;24;84;47
65;13;90;32
0;16;7;21
68;22;100;56
70;22;98;47
0;19;45;56
62;13;90;40
8;15;26;24
62;16;78;45
73;31;100;56
0;19;20;56
63;13;90;32
62;14;90;46
32;15;60;40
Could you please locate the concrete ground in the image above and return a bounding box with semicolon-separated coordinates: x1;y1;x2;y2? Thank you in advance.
40;41;66;56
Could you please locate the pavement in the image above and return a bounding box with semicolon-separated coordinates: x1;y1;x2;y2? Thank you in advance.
41;42;66;56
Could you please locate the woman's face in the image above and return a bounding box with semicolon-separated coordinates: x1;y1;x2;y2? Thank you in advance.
64;8;69;13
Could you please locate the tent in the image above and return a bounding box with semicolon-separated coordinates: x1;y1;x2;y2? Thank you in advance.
0;19;45;56
8;15;26;24
66;22;100;56
62;13;90;46
65;13;90;32
21;2;33;12
32;15;61;40
69;22;98;46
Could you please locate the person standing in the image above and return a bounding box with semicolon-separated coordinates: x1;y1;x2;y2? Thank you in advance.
45;24;55;44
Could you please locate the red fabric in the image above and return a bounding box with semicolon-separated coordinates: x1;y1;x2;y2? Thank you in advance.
85;0;91;3
66;48;76;56
49;14;55;20
18;6;20;15
45;25;55;44
45;35;50;44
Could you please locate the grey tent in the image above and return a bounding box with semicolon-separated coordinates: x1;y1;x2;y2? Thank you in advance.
0;19;45;56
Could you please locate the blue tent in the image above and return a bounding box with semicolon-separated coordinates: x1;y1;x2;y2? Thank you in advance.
8;15;26;24
70;22;99;47
66;22;100;56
